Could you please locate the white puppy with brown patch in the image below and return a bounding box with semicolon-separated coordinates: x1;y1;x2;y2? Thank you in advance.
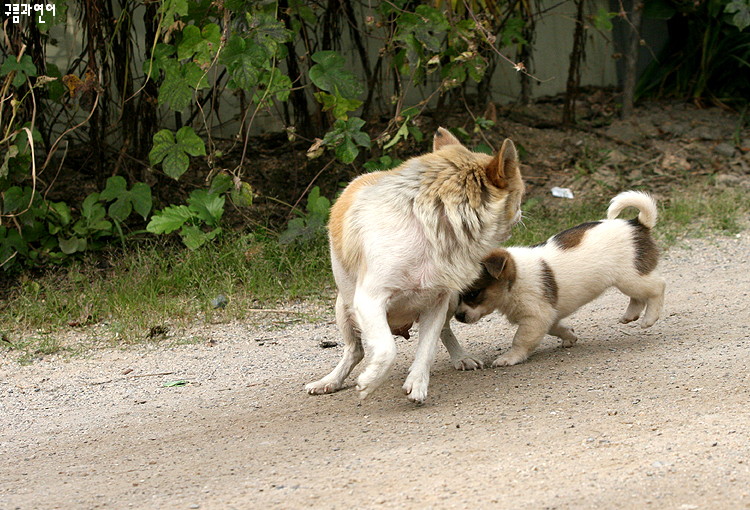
455;191;666;367
305;128;525;403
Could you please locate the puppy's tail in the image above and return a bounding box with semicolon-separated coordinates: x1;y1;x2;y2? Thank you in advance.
607;191;658;229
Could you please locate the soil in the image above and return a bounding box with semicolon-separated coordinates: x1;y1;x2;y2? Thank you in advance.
2;232;750;509
2;100;750;509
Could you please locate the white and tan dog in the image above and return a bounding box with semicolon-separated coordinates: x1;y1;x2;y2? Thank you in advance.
455;191;666;367
305;128;525;403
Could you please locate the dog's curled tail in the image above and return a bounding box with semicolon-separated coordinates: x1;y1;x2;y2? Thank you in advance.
607;191;658;228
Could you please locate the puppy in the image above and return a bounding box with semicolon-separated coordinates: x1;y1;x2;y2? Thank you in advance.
455;190;666;367
305;128;525;403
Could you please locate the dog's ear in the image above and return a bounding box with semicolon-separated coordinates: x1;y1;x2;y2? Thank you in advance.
433;127;463;151
482;249;516;282
486;138;519;189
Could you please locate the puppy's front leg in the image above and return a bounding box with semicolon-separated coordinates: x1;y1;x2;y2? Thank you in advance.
440;319;484;371
403;294;451;403
352;288;397;400
493;317;551;367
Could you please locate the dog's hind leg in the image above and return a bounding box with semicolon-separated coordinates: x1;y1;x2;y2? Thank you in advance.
403;294;451;403
549;321;578;348
352;288;398;400
440;319;484;370
305;294;364;395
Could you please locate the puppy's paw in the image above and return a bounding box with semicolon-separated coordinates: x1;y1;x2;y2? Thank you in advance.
640;317;658;329
492;351;528;367
452;356;484;371
402;374;429;404
305;379;341;395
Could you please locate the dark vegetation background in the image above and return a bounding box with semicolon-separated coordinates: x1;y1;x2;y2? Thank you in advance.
1;0;749;328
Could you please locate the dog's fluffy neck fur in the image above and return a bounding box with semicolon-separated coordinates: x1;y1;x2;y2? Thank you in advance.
336;143;522;293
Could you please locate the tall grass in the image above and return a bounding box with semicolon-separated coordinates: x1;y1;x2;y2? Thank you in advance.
1;185;747;361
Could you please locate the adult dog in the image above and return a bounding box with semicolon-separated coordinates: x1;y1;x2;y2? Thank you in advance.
305;128;525;403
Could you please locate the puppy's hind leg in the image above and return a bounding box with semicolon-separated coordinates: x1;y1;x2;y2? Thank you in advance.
617;273;665;328
620;297;646;324
306;294;364;395
403;294;451;403
352;288;398;400
640;275;666;328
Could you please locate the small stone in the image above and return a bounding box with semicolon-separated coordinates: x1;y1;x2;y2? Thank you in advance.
715;143;736;158
319;340;338;348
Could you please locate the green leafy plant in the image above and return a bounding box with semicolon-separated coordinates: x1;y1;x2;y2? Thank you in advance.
146;189;225;250
279;186;331;245
148;127;207;180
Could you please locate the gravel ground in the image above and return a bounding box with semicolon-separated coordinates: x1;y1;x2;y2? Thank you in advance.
1;232;749;509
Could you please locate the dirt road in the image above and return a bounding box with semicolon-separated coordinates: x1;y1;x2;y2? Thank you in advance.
2;232;749;509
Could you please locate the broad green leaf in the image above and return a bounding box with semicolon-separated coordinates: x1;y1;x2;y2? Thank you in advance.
254;69;292;105
726;0;750;30
220;36;266;90
0;145;18;179
0;55;37;87
59;236;86;255
130;183;153;219
308;51;364;100
146;205;193;234
100;176;127;201
159;0;189;29
49;202;72;226
230;182;254;207
188;190;224;226
108;198;132;223
180;225;209;250
149;127;206;180
209;173;234;195
144;43;176;76
158;60;208;111
2;187;26;213
177;23;221;62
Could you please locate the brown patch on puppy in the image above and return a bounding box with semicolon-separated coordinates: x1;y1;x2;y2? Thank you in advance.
540;259;558;306
482;249;517;284
552;221;601;250
629;219;659;275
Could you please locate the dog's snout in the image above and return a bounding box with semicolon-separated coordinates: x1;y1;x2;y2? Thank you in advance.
455;311;467;323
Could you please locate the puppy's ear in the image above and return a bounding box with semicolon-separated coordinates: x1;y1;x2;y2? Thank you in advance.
482;249;516;283
486;138;520;189
433;127;463;151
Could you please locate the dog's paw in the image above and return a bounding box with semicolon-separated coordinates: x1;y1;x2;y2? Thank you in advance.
492;351;527;367
305;379;341;395
452;356;484;371
619;314;639;324
402;374;429;404
560;332;578;348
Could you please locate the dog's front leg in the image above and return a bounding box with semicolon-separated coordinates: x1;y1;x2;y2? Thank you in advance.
403;294;451;403
493;317;552;367
352;288;397;400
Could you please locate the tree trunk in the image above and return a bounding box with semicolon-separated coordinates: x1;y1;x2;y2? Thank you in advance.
562;0;586;125
621;0;643;119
